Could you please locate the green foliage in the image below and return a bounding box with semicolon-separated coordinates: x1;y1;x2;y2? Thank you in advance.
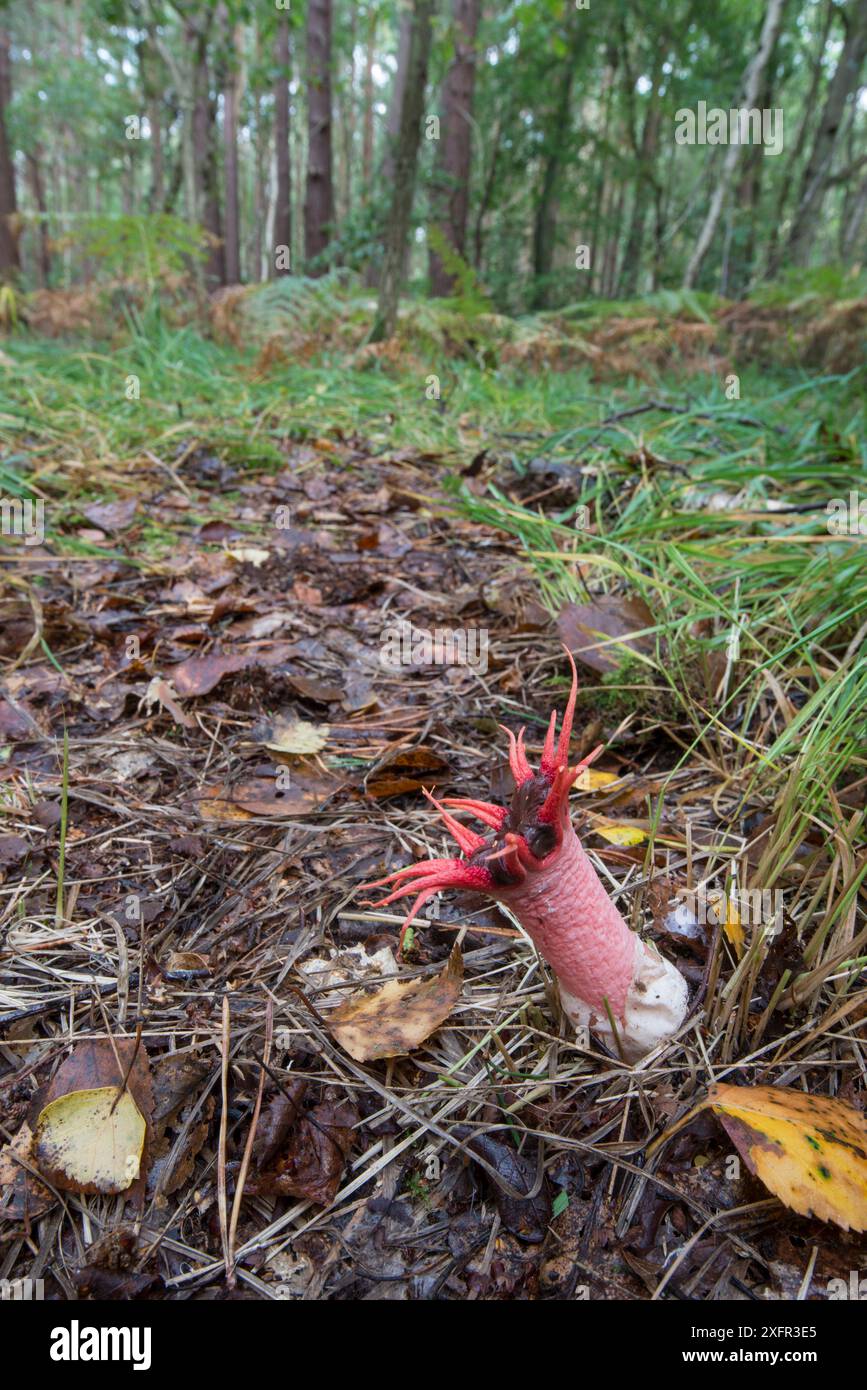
751;265;867;308
426;225;493;317
72;215;206;284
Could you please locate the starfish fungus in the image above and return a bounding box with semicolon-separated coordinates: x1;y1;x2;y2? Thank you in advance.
363;651;688;1061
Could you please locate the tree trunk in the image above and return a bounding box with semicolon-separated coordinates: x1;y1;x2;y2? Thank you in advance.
364;3;413;288
274;16;293;275
683;0;787;289
186;13;224;287
362;7;376;193
372;0;436;341
840;170;867;259
0;27;20;279
618;40;665;298
382;4;413;185
304;0;335;271
473;109;504;271
25;149;50;286
531;25;581;309
223;24;242;284
784;0;867;266
429;0;481;296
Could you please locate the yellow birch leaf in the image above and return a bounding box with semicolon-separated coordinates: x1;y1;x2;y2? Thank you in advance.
575;768;619;791
328;945;463;1062
651;1083;867;1232
597;824;647;847
708;890;745;957
34;1087;146;1195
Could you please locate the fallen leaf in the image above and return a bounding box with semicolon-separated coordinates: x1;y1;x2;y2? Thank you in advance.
558;595;656;674
652;1083;867;1232
707;890;745;957
142;676;196;729
596;823;647;847
82;498;138;533
168;652;251;696
35;1088;146;1195
574;768;620;791
0;834;29;867
364;745;449;799
32;1039;153;1196
264;715;330;758
328;944;463;1061
197;770;341;820
245;1098;358;1206
252;1082;307;1171
0;698;36;739
225;546;270;567
0;1123;55;1220
454;1127;551;1243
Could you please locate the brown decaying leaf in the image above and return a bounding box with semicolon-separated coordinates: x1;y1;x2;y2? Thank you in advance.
328;944;463;1062
82;498;139;533
0;1123;55;1220
197;769;342;819
363;745;449;799
31;1038;154;1196
252;1082;307;1172
557;595;655;674
454;1127;551;1243
245;1098;359;1206
168;642;296;697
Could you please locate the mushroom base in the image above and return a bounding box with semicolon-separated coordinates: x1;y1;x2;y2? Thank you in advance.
558;935;689;1063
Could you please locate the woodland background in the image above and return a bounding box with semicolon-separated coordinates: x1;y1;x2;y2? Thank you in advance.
0;0;866;321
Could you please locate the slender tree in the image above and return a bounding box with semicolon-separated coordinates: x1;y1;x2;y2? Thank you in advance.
223;21;243;283
429;0;481;295
372;0;436;340
683;0;787;289
0;26;19;279
784;0;867;265
273;13;293;275
304;0;335;270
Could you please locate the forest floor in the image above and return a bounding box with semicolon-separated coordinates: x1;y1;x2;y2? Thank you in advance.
0;318;865;1300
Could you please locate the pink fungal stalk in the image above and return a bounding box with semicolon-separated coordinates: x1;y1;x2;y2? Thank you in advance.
364;651;688;1061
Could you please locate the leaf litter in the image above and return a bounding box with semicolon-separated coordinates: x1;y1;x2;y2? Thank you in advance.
0;410;864;1301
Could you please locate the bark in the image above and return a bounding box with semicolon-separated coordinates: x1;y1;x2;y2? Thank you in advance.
372;0;436;341
273;16;293;275
729;66;776;294
530;27;581;308
840;170;867;259
362;7;376;192
429;0;481;296
190;19;224;287
25;149;50;286
618;38;665;299
0;27;19;278
223;24;243;284
472;109;504;270
382;4;413;185
784;0;867;266
304;0;335;271
683;0;787;289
